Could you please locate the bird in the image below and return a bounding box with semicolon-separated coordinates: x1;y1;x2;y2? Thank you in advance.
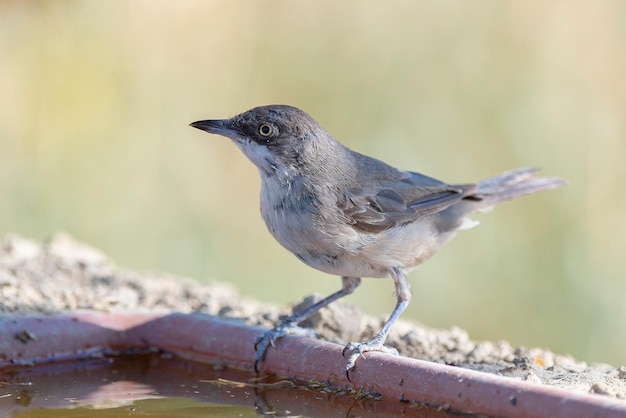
190;104;566;375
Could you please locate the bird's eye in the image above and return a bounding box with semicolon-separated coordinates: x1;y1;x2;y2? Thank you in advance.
258;123;273;137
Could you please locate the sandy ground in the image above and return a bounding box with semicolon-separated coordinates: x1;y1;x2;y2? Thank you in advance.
1;233;625;399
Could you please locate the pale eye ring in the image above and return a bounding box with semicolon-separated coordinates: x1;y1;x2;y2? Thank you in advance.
258;123;273;137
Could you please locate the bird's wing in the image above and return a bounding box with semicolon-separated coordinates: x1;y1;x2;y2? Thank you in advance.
338;171;476;233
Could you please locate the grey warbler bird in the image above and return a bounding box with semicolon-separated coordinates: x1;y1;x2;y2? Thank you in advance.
190;105;565;374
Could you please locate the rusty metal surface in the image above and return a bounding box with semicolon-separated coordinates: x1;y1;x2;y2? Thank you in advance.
1;311;625;417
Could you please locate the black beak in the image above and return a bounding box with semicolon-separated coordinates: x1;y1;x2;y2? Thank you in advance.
189;119;231;134
190;118;246;144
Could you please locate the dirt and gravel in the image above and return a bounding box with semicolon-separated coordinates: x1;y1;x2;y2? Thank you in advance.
1;233;625;399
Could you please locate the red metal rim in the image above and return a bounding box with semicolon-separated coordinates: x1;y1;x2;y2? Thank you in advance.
1;311;625;417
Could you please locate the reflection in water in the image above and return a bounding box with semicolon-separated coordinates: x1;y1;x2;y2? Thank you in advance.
0;352;467;418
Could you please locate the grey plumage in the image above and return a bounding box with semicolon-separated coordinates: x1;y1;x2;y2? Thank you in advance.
190;104;566;374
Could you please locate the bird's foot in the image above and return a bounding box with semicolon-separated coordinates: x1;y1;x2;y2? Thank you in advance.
342;338;399;374
254;321;317;372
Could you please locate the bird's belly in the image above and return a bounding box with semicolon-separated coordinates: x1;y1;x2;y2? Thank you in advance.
260;177;447;278
293;229;442;279
263;202;443;278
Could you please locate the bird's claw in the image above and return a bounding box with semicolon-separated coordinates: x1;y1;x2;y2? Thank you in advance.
342;340;399;379
253;322;317;372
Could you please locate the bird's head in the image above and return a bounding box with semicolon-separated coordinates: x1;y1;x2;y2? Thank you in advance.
191;105;336;178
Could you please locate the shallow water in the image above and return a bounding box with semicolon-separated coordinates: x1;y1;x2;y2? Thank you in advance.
0;352;469;417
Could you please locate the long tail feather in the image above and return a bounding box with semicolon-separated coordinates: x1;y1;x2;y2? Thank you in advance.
473;167;567;207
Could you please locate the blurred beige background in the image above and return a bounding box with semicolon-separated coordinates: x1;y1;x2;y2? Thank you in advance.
1;1;624;366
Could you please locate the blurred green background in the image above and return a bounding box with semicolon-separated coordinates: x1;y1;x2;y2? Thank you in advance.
1;1;624;366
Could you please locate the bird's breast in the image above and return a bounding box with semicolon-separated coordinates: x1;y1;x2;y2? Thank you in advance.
260;178;327;251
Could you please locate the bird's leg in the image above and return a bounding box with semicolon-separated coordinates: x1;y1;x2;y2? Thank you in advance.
254;276;361;371
342;267;410;372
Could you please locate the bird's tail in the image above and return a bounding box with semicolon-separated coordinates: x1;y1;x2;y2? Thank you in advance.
470;167;566;211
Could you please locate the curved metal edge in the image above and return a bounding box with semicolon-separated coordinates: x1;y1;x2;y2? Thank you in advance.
0;311;625;418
